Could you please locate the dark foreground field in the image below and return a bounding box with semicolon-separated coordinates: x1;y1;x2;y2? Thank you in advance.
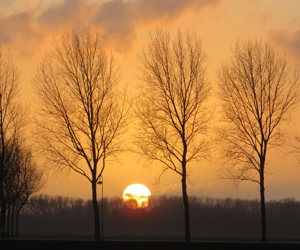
2;239;300;250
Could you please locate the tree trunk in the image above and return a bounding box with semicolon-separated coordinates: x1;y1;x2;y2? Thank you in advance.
10;206;15;237
181;172;190;241
0;200;6;238
92;180;100;240
6;204;10;237
15;204;25;238
260;171;267;242
15;209;20;237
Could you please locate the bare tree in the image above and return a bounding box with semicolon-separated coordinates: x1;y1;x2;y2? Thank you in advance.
0;46;25;238
33;28;127;239
5;145;44;237
135;30;211;241
217;39;300;242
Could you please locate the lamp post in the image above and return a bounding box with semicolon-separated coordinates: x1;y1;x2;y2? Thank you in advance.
97;176;104;240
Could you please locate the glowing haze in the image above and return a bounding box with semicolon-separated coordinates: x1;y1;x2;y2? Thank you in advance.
1;0;300;200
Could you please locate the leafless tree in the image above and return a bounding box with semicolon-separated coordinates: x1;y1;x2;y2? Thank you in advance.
217;39;300;242
0;46;26;238
4;145;44;237
33;28;127;239
135;30;211;241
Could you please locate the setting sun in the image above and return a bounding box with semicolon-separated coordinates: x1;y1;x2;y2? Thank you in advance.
122;184;151;209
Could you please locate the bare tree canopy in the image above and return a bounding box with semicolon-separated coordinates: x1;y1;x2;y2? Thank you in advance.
217;39;300;241
218;39;299;183
33;28;127;239
0;47;23;148
136;29;211;173
0;46;20;237
0;45;41;238
136;29;211;241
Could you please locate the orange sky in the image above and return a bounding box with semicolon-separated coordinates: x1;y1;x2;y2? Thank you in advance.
1;0;300;201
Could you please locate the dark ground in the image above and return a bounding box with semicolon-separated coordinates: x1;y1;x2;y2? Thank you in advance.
2;239;300;250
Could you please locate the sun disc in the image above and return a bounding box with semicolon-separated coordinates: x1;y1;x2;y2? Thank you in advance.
122;183;151;209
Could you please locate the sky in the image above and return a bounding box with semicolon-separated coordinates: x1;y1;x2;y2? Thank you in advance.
1;0;300;201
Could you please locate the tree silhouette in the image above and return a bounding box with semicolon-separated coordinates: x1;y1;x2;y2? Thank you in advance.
217;39;300;241
33;28;127;239
18;195;300;240
0;46;28;238
6;146;44;237
135;29;211;241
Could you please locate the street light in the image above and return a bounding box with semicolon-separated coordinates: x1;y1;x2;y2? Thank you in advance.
97;176;104;240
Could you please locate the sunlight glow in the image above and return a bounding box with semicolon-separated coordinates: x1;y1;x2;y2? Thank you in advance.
122;183;151;209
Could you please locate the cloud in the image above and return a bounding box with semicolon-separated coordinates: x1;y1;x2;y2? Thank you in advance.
0;0;221;54
38;0;92;28
93;0;220;50
0;0;38;16
0;12;37;43
270;29;300;61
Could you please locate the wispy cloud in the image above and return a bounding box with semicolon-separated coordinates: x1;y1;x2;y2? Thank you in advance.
0;0;220;54
0;12;34;43
38;0;92;28
92;0;220;49
0;11;43;56
270;29;300;62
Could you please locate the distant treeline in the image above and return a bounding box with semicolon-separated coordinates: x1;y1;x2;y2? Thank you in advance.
18;195;300;241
